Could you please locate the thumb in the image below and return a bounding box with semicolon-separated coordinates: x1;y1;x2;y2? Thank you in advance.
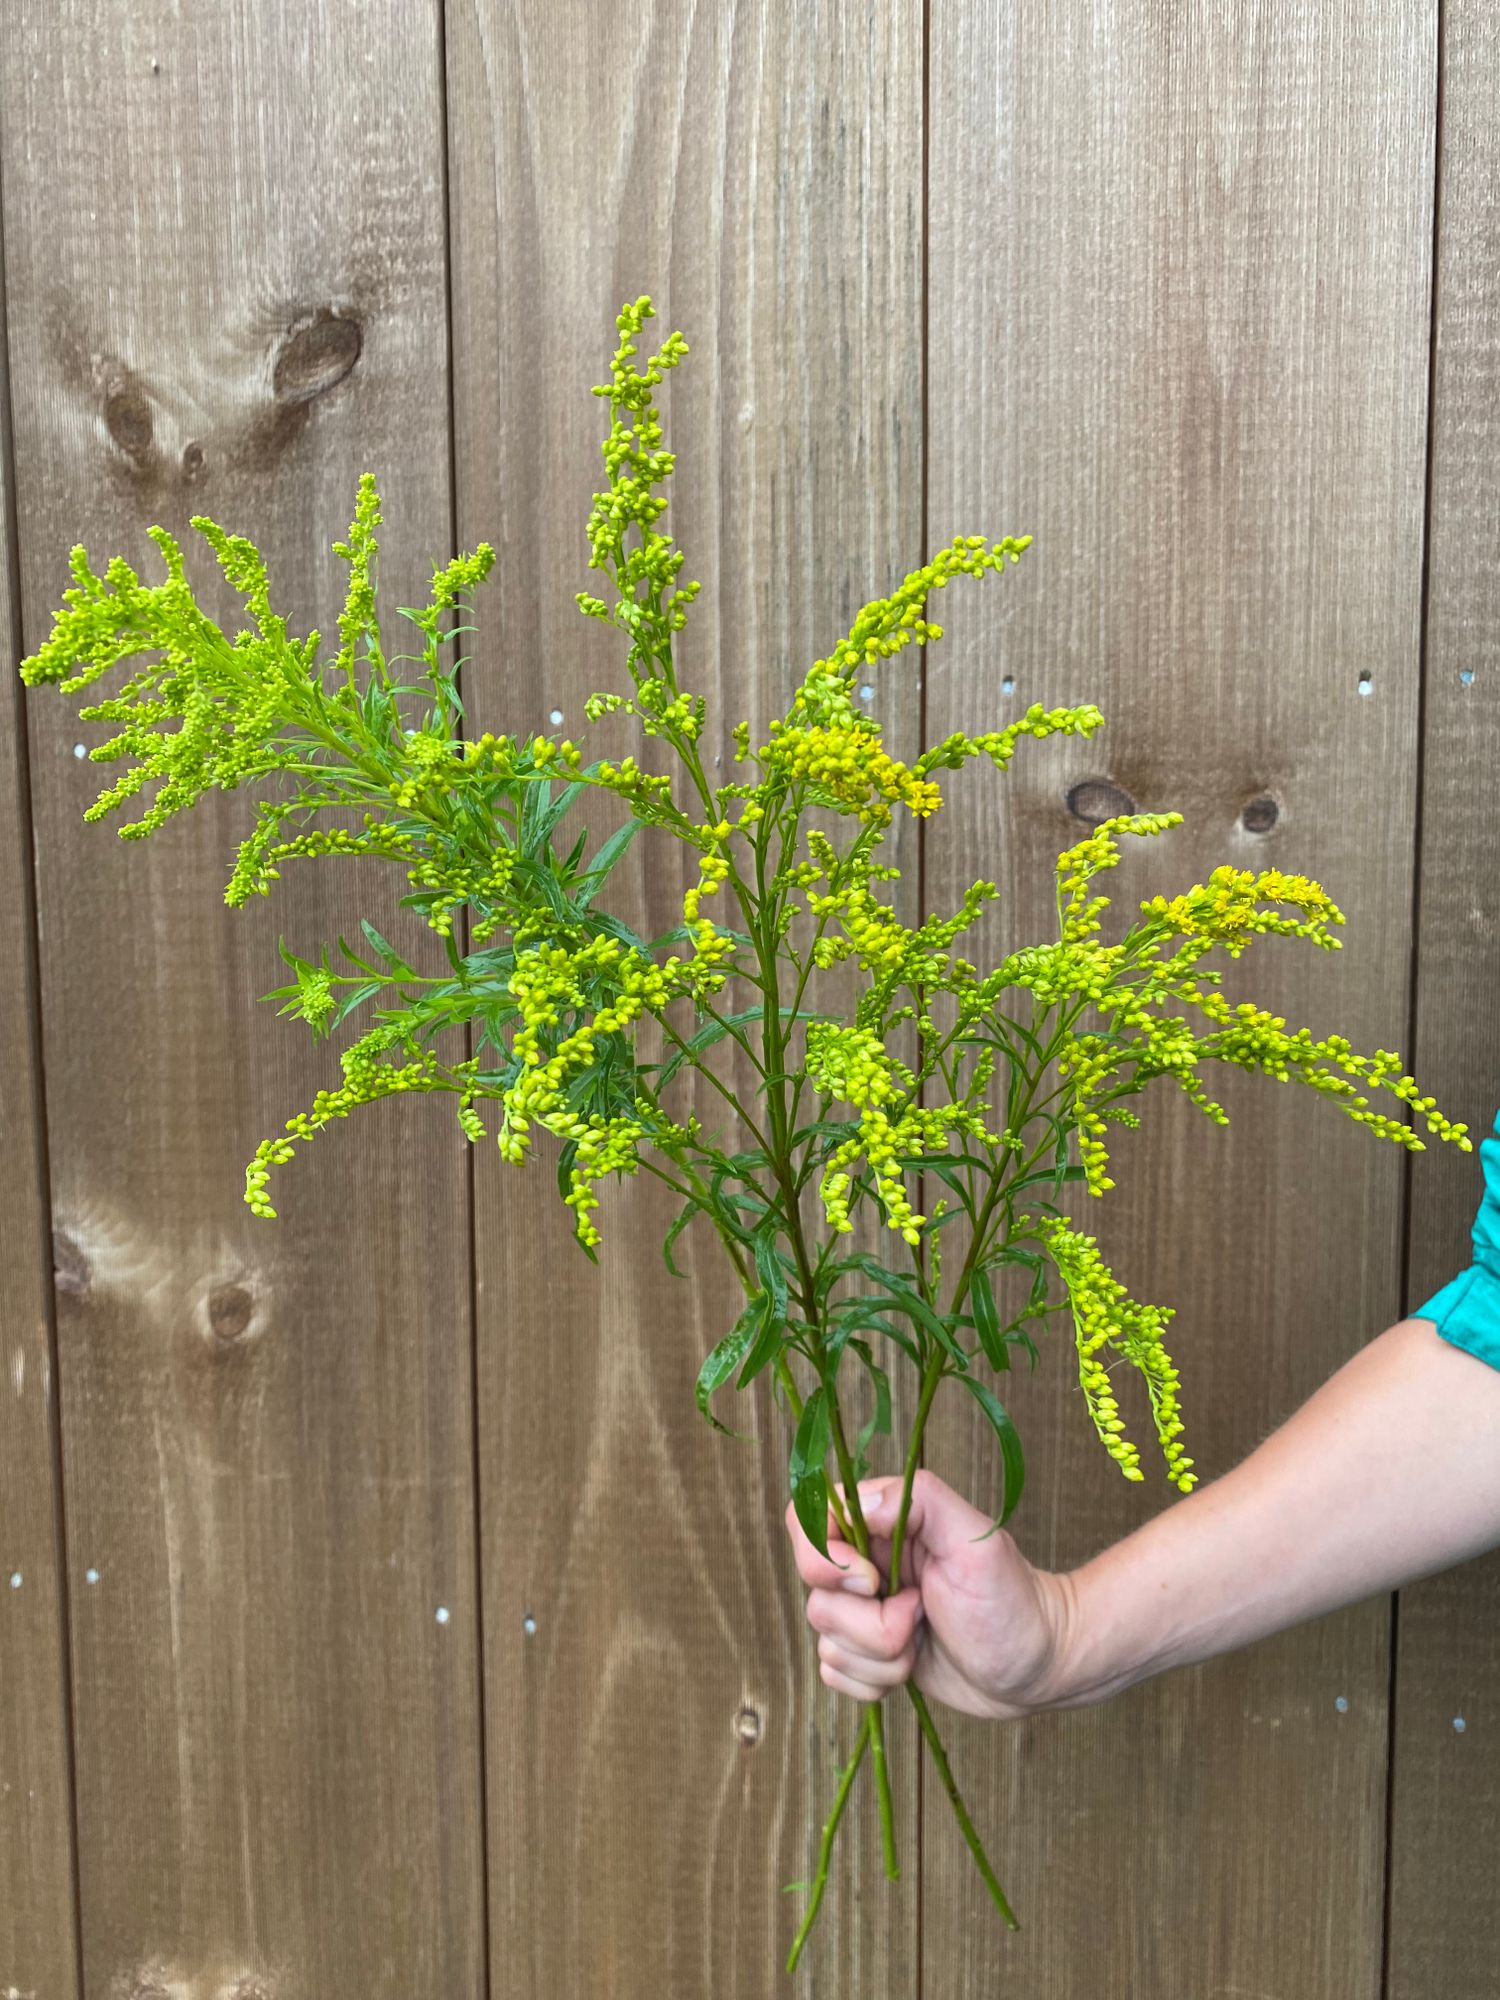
856;1469;994;1559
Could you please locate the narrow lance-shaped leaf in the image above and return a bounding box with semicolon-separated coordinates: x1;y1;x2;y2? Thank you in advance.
694;1296;770;1436
958;1375;1026;1526
789;1386;833;1559
969;1268;1010;1373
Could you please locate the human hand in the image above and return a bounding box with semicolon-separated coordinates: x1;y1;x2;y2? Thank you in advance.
785;1469;1076;1721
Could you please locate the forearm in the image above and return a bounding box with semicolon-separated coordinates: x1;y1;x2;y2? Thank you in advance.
1048;1316;1500;1707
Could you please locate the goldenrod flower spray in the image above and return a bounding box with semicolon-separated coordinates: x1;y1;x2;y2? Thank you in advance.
22;299;1468;1969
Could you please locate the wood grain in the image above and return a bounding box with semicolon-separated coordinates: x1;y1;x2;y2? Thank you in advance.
445;2;924;1989
0;193;82;2000
2;5;485;1994
1387;5;1500;1994
924;4;1435;1995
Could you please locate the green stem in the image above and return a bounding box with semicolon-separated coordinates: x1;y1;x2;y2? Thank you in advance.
823;1384;900;1883
786;1710;872;1974
888;1342;947;1592
655;1014;772;1154
906;1684;1019;1930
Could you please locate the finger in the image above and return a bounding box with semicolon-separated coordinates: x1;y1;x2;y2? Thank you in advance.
805;1584;923;1659
856;1469;994;1560
784;1499;880;1595
817;1634;917;1689
818;1659;885;1703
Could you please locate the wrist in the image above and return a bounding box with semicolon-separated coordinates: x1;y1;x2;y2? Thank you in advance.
1024;1551;1155;1713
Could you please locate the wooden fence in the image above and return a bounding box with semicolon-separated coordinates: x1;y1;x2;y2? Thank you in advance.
2;3;1497;1994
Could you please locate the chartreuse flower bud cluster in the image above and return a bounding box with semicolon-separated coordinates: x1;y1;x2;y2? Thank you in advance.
21;294;1469;1968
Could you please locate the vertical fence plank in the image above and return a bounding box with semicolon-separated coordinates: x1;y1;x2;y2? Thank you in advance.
1387;6;1500;1994
3;4;485;1993
925;4;1435;1995
446;2;922;1990
0;200;81;2000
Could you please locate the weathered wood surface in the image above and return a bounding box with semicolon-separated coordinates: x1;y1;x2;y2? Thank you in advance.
4;1;1500;1994
446;2;926;1990
0;202;82;2000
1387;5;1500;1995
923;4;1436;1996
2;3;486;1994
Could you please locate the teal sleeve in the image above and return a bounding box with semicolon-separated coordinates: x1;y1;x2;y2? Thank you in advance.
1414;1110;1500;1371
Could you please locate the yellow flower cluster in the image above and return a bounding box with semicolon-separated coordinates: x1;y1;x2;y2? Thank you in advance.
682;838;732;926
916;702;1106;779
245;1029;456;1219
562;1114;650;1250
1142;866;1345;957
806;1023;987;1245
805;1022;902;1108
818;534;1032;681
1042;1221;1195;1492
764;722;941;823
1056;812;1183;943
226;813;422;908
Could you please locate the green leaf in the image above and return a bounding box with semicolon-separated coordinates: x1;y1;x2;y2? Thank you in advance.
657;1006;812;1090
589;908;651;954
694;1300;765;1436
577;821;641;910
662;1197;696;1279
911;1156;979;1217
560;826;590;875
828;1304;920;1367
331;979;384;1028
736;1295;786;1389
511;856;579;927
957;1375;1026;1526
852;1345;893;1476
534;778;586;850
519;775;553;850
360;919;415;977
833;1256;967;1368
969;1269;1010;1372
789;1387;833;1558
752;1222;790;1320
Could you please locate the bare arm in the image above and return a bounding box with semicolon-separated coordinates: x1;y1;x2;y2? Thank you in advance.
1049;1316;1500;1704
787;1317;1500;1719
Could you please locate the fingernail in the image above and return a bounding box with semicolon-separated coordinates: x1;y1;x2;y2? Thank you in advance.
857;1483;884;1517
841;1570;877;1596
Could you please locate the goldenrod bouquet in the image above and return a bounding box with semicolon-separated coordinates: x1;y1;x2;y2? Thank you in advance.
21;298;1468;1970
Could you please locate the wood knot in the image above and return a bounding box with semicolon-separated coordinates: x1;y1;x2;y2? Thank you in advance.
1065;777;1135;826
1240;792;1280;835
53;1230;91;1296
735;1704;763;1747
205;1281;255;1346
103;383;154;458
181;439;205;479
274;309;362;403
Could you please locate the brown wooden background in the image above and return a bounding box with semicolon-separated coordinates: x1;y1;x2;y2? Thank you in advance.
1;3;1497;1995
